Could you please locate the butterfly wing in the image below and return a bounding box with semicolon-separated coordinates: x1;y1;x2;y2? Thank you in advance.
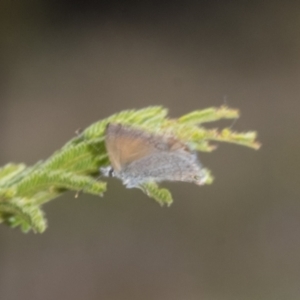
123;150;205;187
105;123;205;187
104;123;159;172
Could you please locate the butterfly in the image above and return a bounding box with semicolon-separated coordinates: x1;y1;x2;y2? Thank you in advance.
101;123;206;188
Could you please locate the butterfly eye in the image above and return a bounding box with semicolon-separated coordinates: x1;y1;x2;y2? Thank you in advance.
100;166;114;177
108;168;114;177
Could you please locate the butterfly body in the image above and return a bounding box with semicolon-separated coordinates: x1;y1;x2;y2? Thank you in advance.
101;123;206;188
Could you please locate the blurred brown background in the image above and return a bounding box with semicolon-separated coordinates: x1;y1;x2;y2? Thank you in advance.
1;1;300;299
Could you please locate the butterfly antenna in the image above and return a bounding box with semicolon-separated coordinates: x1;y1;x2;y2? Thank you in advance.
223;94;228;106
221;96;238;130
228;118;238;130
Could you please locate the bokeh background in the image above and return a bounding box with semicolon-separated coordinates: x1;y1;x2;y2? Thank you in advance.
1;1;300;299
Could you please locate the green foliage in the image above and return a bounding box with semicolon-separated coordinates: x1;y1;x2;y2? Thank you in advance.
0;106;260;233
140;182;173;206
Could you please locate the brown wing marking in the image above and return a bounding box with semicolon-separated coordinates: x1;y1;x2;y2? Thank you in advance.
105;123;157;170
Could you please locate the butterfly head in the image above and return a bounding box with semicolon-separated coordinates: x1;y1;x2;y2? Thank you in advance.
100;166;115;178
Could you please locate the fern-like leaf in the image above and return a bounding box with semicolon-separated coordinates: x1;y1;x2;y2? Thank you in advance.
0;105;260;233
140;182;173;206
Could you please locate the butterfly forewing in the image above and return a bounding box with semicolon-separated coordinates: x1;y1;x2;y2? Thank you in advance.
105;124;159;171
